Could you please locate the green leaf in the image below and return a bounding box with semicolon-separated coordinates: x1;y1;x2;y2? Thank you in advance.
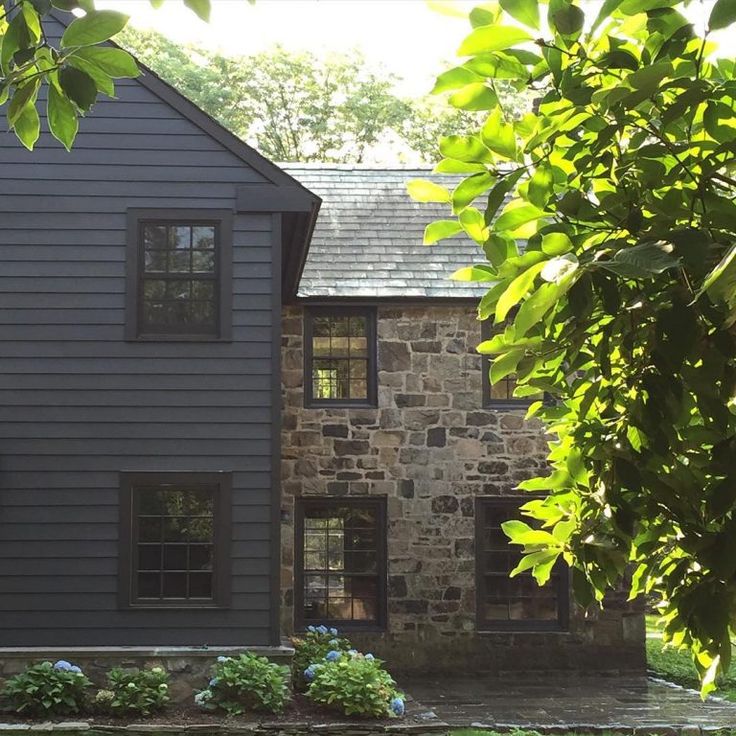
406;179;450;204
484;234;515;267
13;101;40;151
183;0;211;21
74;46;140;77
439;135;493;163
451;265;497;282
480;107;517;160
591;0;624;32
431;66;482;94
495;203;545;232
708;0;736;30
61;10;129;47
59;66;98;110
67;55;115;97
423;220;463;245
541;232;572;256
449;83;498;111
496;260;546;321
47;85;79;151
693;243;736;302
490;348;525;383
452;172;495;212
600;241;680;279
528;165;554;209
459;207;488;243
550;3;584;36
7;79;40;126
499;0;539;29
458;25;533;56
627;62;672;94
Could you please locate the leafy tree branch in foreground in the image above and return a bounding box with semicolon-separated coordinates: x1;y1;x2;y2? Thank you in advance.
414;0;736;695
0;0;222;150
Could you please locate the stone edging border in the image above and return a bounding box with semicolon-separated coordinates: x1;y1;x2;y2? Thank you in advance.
0;722;730;736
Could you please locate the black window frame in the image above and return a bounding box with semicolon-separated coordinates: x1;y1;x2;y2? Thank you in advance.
475;496;569;632
303;306;378;408
125;208;233;342
480;318;541;410
294;496;388;632
119;471;232;609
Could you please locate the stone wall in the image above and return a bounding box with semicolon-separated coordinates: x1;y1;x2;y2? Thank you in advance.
281;304;645;674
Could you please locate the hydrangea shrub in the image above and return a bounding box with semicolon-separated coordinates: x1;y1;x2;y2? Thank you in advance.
100;666;170;716
1;660;91;717
291;625;352;690
195;653;290;715
305;650;405;718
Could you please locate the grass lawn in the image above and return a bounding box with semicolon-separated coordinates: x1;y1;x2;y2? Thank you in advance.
645;616;736;701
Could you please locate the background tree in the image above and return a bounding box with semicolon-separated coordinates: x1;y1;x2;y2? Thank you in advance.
413;0;736;694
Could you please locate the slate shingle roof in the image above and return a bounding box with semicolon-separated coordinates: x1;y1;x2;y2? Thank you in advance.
283;164;488;299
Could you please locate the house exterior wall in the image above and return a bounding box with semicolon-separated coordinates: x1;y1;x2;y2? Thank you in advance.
0;70;280;645
281;303;645;674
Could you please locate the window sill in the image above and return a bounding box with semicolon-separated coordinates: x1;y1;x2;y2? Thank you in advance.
304;401;378;409
126;334;232;343
476;627;570;635
122;602;230;610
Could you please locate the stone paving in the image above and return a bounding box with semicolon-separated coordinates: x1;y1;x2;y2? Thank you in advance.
405;675;736;731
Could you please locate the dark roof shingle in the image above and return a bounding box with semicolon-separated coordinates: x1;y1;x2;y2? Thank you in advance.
283;164;488;299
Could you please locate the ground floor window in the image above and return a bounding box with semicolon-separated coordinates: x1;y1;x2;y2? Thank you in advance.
295;497;387;630
475;496;569;631
119;472;231;608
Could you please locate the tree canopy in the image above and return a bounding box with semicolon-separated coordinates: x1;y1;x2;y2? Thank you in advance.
415;0;736;695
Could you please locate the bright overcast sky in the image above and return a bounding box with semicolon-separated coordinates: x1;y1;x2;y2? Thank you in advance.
98;0;478;96
98;0;724;98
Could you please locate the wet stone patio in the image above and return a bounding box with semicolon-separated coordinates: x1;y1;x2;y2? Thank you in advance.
405;675;736;732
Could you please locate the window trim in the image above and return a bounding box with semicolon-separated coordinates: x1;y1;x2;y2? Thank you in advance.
303;306;378;408
475;496;570;633
118;471;232;610
480;319;537;410
125;208;233;342
294;496;388;632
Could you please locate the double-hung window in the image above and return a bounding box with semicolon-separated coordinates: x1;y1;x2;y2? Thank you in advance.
303;307;377;407
119;472;231;608
126;209;232;340
294;497;387;630
476;497;569;631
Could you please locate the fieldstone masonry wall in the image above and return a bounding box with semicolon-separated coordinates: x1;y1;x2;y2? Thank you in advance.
281;304;645;674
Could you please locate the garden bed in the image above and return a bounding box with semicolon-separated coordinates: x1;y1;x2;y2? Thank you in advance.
0;694;447;736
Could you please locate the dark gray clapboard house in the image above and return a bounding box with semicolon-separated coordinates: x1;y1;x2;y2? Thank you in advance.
0;13;319;649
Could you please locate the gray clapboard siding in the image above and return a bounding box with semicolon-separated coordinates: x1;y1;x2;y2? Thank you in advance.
0;16;289;647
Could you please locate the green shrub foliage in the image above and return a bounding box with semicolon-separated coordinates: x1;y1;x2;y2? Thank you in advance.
306;651;405;718
415;0;736;696
291;625;352;690
99;666;170;716
1;660;91;717
195;654;290;715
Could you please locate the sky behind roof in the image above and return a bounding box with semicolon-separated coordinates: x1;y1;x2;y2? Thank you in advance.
99;0;725;98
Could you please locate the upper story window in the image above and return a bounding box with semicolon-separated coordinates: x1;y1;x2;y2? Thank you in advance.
475;497;569;631
304;307;377;407
480;319;542;409
126;209;232;341
119;472;231;608
294;497;387;630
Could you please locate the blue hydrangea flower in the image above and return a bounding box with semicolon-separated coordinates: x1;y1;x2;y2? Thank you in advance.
365;653;375;661
53;660;72;672
69;665;82;674
325;650;341;662
209;678;219;688
329;627;338;636
303;664;318;681
390;697;405;716
328;638;340;647
307;625;317;633
316;625;329;635
347;649;358;656
216;656;229;663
